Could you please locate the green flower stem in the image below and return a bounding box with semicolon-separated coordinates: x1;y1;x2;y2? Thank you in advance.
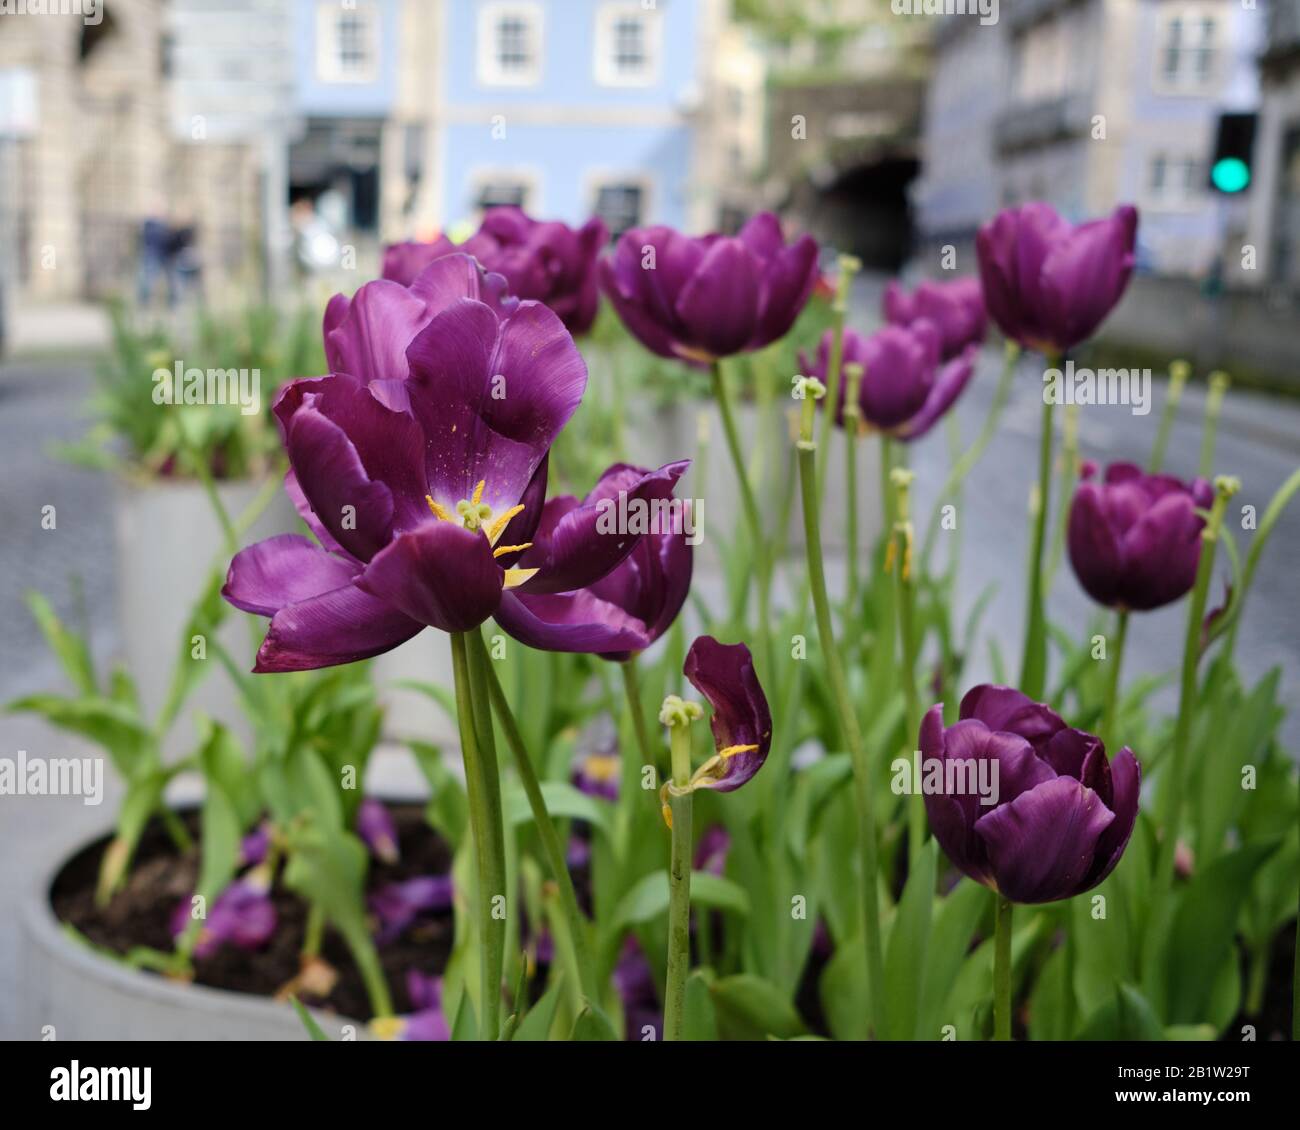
1045;403;1080;589
1151;478;1237;926
662;708;697;1042
302;902;325;960
477;633;599;1006
921;341;1020;572
1223;466;1300;666
993;894;1013;1041
1020;380;1057;701
843;363;864;613
1149;360;1190;473
796;377;885;1036
816;255;862;504
711;360;773;679
1100;610;1129;755
620;656;655;773
890;467;925;864
449;631;506;1039
1198;371;1230;478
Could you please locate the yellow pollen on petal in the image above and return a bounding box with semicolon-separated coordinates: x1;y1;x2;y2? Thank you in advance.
485;504;526;545
471;479;486;507
370;1017;406;1041
718;744;758;760
426;496;452;522
503;567;539;589
492;542;533;559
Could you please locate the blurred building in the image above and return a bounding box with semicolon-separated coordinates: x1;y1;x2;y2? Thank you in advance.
916;0;1263;280
427;0;728;237
748;0;930;266
1248;0;1300;287
0;0;171;300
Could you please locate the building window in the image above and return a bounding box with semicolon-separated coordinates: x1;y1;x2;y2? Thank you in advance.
478;2;543;87
473;174;537;215
317;2;380;84
1156;7;1217;90
592;182;645;238
595;4;661;87
1148;153;1201;208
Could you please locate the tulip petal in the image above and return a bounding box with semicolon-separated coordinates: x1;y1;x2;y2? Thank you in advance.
674;239;760;359
895;346;977;441
325;278;434;384
357;521;504;633
493;589;651;654
683;636;771;793
1085;747;1141;888
255;582;422;672
975;776;1115;903
958;684;1065;753
223;534;359;617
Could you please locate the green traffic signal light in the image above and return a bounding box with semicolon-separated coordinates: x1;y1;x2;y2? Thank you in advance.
1211;157;1250;193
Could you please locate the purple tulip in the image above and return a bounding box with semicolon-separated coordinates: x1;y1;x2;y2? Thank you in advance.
171;873;277;959
599;212;819;364
803;322;978;442
976;202;1138;355
383;207;608;335
356;798;399;865
223;254;686;671
367;875;454;945
613;937;661;1041
694;824;730;876
883;276;986;360
493;470;693;659
919;685;1140;904
678;636;772;794
375;970;451;1041
574;747;621;801
238;824;271;867
1067;462;1213;612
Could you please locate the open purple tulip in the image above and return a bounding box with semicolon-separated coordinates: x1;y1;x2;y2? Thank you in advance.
223;254;685;671
976;202;1138;355
1067;462;1213;612
574;746;621;801
383;207;608;335
803;322;978;442
171;873;277;959
493;471;693;660
919;685;1140;904
676;636;771;795
599;212;819;364
883;276;986;360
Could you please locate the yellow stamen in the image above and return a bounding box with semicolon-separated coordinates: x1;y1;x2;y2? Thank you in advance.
485;504;525;545
492;542;533;559
426;495;452;522
471;479;486;506
503;567;539;589
370;1017;406;1041
718;743;758;760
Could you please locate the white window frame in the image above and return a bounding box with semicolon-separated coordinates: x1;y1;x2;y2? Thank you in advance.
594;2;662;88
585;171;654;237
477;1;544;88
1152;3;1220;95
316;1;381;85
1145;151;1203;212
469;167;543;219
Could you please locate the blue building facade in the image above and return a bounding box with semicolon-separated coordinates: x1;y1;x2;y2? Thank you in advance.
434;0;708;236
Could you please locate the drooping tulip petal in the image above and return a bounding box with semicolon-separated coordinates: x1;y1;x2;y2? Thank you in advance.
493;589;650;654
357;798;399;865
681;636;772;793
368;876;454;944
171;876;277;959
1068;462;1209;612
977;203;1138;354
223;534;359;618
894;346;979;441
600;213;818;363
254;582;423;673
919;686;1141;904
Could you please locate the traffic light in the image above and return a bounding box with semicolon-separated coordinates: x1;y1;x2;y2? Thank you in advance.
1208;112;1256;194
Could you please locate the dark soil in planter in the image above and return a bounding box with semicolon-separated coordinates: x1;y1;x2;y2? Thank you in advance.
51;805;453;1024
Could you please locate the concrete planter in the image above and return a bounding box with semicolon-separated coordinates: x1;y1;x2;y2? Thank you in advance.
112;474;298;754
20;818;359;1041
